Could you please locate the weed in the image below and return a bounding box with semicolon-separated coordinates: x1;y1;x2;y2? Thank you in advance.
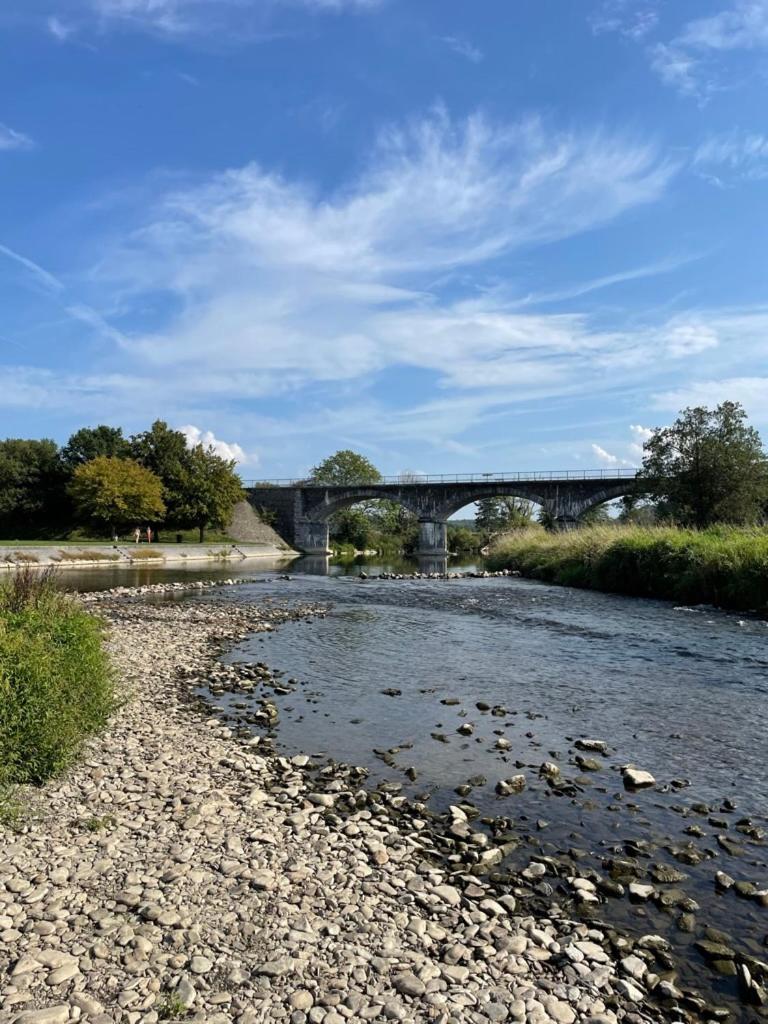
57;550;120;562
11;551;39;563
83;814;117;832
129;548;164;560
157;992;190;1020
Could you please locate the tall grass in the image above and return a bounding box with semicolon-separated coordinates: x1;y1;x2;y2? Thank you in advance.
0;566;114;797
486;524;768;614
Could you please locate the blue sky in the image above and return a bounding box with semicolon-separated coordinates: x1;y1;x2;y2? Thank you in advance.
1;0;767;478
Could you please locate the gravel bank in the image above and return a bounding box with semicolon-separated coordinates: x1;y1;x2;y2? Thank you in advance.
1;586;679;1024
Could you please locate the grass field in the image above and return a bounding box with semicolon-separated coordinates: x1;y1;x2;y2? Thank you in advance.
486;524;768;614
0;568;114;819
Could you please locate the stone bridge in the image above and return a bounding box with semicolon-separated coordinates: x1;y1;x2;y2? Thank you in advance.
246;470;639;555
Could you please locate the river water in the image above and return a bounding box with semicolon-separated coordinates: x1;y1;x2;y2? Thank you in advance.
72;558;768;1019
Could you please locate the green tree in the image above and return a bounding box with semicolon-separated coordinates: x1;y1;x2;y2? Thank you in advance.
0;439;67;538
476;497;533;540
61;425;130;468
639;401;768;527
129;421;190;532
176;445;244;542
309;449;383;485
69;457;166;535
579;503;612;524
311;450;384;550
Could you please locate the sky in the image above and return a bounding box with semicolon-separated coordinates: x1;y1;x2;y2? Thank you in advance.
1;0;767;480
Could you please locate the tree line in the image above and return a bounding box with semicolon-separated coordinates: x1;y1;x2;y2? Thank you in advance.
0;421;243;542
309;402;768;554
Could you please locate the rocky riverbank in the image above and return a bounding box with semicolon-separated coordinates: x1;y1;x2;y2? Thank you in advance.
0;586;735;1024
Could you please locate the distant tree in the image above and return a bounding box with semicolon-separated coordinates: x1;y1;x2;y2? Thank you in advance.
448;524;482;553
69;457;166;536
618;494;657;525
0;439;67;538
61;425;130;468
579;503;612;525
129;420;190;531
476;497;533;540
639;401;768;527
309;450;382;485
311;450;383;549
176;445;244;542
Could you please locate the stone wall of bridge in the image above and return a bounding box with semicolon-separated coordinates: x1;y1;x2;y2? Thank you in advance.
246;477;638;554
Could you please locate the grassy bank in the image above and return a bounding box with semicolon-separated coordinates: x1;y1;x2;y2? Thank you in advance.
486;524;768;614
0;568;113;817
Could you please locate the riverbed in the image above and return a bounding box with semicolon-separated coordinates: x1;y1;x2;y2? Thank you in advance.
191;566;768;1021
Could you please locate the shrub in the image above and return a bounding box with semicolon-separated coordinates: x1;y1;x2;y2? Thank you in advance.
0;567;114;788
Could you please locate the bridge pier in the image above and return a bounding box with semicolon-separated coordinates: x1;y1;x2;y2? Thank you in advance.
552;515;581;532
294;520;331;555
416;519;448;556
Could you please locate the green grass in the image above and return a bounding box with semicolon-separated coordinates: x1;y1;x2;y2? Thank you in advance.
486;524;768;614
0;567;114;794
128;548;164;560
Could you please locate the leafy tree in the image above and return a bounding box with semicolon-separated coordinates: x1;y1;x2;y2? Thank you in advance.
61;425;130;468
448;525;482;553
309;449;382;485
176;445;244;542
476;497;533;540
579;503;612;524
0;439;67;537
69;457;166;535
618;494;657;525
639;401;768;527
129;420;190;531
311;450;383;549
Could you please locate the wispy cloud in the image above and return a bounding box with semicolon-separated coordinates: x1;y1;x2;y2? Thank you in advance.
654;376;768;424
0;124;34;151
694;130;768;184
78;0;381;37
47;16;76;41
440;35;483;63
590;0;659;40
0;244;63;291
648;0;768;98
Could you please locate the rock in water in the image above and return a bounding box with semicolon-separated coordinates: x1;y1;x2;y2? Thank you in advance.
622;766;656;789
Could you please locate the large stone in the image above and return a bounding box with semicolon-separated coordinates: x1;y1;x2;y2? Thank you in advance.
622;766;656;789
393;973;425;997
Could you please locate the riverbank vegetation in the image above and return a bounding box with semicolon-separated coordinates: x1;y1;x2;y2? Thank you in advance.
0;568;113;818
0;420;243;542
486;524;768;613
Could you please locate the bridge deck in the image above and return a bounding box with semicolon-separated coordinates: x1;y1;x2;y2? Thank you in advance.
245;468;638;487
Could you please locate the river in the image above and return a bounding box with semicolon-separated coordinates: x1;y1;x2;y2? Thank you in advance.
73;557;768;1019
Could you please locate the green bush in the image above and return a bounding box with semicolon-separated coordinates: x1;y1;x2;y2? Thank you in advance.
486;524;768;614
0;567;114;789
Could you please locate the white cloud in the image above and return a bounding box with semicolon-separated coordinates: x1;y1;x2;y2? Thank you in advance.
440;35;483;63
664;322;719;357
179;424;253;463
97;110;674;403
591;1;658;40
654;376;768;424
591;443;622;466
0;124;34;152
86;0;381;35
48;16;75;41
649;0;768;97
630;423;653;442
694;130;768;184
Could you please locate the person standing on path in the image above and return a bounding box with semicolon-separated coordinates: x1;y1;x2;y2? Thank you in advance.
146;526;152;544
133;527;141;544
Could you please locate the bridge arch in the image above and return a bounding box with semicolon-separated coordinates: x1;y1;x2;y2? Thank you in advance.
302;488;422;523
435;486;549;522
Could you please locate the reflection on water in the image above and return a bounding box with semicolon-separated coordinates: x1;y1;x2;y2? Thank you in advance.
296;554;451;576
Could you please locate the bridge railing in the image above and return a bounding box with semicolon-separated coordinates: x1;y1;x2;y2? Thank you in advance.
244;469;639;487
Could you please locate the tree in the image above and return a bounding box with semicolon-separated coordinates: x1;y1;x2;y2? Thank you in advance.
130;421;190;531
309;449;382;485
0;439;67;538
311;450;384;550
69;457;166;535
176;445;244;542
476;497;533;540
639;401;768;527
579;503;612;525
61;425;130;468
